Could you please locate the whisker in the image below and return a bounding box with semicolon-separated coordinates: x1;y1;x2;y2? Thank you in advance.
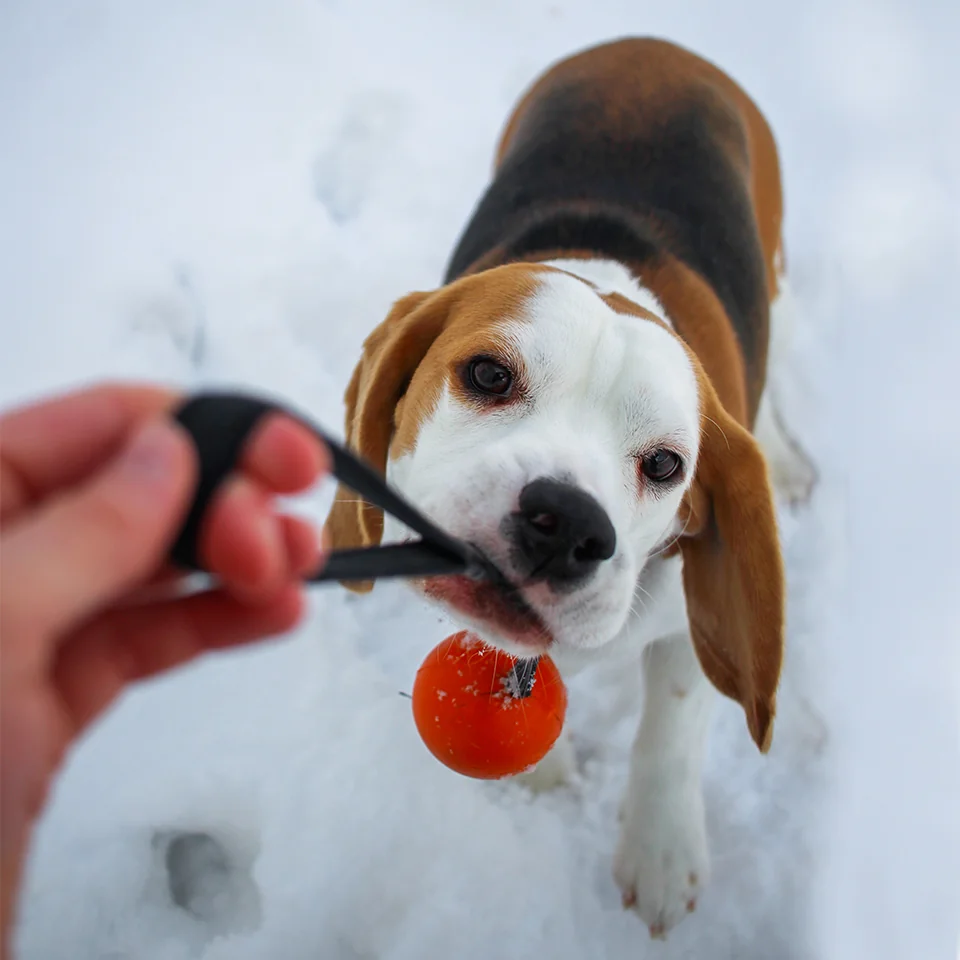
627;596;648;625
634;581;655;603
652;511;694;558
700;414;730;451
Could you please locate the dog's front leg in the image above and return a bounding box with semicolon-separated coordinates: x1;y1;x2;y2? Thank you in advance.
614;633;713;939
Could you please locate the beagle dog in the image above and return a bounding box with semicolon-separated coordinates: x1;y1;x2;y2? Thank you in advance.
325;37;814;937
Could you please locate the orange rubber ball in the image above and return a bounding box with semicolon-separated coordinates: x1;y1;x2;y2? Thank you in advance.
411;630;567;780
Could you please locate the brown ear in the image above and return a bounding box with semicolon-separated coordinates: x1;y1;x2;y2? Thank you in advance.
323;289;447;592
679;375;785;753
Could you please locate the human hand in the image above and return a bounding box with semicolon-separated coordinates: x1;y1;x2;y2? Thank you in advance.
0;383;328;950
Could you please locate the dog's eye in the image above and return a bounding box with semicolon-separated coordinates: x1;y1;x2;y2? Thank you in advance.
641;449;682;482
467;357;513;397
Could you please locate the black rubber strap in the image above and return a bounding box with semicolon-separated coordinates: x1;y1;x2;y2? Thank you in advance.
168;391;485;581
515;658;538;698
313;543;466;583
170;394;273;570
317;423;481;577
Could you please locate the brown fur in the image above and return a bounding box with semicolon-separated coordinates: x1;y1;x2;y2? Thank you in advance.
637;257;750;425
676;353;783;752
496;38;783;303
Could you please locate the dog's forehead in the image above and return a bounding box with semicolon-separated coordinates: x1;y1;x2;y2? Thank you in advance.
509;269;700;435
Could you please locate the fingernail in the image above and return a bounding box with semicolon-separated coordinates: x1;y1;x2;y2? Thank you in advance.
116;420;182;486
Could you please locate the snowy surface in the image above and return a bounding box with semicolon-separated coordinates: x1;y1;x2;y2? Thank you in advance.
1;1;958;958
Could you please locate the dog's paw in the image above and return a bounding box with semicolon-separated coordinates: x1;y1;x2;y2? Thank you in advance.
613;780;708;939
768;442;818;507
754;393;818;507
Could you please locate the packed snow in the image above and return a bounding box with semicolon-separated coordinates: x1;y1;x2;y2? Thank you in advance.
1;1;957;958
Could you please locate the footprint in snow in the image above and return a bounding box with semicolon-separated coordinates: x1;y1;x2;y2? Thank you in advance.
154;830;262;940
313;90;410;224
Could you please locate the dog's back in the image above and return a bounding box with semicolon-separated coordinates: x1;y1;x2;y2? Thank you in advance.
445;38;784;422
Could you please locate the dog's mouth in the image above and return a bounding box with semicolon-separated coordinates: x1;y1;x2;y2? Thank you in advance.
421;545;552;652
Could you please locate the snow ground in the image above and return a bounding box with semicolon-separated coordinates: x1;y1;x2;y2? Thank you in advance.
1;1;958;958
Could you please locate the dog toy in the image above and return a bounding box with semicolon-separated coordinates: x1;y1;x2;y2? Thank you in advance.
411;631;567;779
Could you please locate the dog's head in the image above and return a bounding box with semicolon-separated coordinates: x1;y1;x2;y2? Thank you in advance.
326;263;782;750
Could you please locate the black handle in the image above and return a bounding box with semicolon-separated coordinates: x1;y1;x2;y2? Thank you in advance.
168;391;483;581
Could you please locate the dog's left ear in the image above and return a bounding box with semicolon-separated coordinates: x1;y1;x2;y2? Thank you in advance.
324;288;450;591
678;373;785;753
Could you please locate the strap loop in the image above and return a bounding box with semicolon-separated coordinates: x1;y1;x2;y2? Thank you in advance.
169;392;487;582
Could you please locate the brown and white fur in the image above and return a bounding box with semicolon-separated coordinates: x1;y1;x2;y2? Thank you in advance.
324;38;814;937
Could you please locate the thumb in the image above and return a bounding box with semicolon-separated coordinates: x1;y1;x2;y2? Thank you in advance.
1;418;196;656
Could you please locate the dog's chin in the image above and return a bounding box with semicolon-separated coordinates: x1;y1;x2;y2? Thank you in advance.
419;575;553;655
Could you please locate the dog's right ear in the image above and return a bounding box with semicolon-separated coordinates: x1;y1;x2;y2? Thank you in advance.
324;289;451;592
677;371;785;753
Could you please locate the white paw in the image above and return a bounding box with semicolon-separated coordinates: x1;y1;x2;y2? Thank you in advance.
613;779;709;939
755;394;817;507
768;441;818;507
513;731;576;793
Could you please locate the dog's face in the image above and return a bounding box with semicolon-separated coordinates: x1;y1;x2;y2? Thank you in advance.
383;267;698;655
326;262;784;750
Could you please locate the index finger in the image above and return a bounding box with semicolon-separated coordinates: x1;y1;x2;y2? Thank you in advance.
1;383;179;521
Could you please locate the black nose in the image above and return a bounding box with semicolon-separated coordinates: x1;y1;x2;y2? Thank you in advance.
509;479;616;585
